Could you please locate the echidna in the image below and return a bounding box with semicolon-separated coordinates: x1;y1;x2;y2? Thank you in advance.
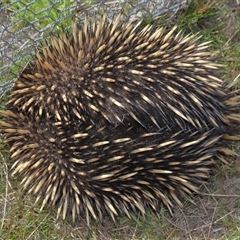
0;13;240;224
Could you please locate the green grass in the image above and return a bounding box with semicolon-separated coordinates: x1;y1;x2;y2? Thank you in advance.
1;0;75;85
8;0;73;30
1;0;240;239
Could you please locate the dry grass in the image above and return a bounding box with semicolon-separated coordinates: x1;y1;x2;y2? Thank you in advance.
0;0;240;239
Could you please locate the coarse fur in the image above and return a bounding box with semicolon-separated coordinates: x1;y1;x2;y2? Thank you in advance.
0;13;240;224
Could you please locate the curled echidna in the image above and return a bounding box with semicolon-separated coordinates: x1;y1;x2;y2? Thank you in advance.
0;13;240;223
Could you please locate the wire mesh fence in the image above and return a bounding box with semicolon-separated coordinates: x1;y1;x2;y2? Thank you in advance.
0;0;189;98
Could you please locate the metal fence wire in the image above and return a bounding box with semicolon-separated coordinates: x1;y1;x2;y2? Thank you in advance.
0;0;189;98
